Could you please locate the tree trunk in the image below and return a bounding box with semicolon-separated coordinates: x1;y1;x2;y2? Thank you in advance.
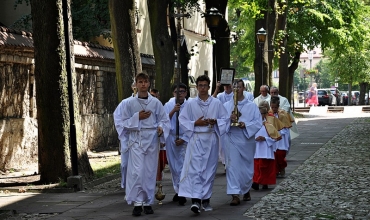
205;0;230;94
359;82;367;105
169;10;190;92
31;0;93;183
267;0;277;87
287;52;301;105
277;0;289;98
109;0;142;102
254;15;267;97
147;0;174;103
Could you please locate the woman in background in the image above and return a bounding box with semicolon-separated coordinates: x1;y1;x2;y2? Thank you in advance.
306;83;318;107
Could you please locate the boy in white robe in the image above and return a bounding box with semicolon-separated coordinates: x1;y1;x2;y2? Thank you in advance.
164;83;188;206
119;73;170;216
253;106;281;190
178;75;229;214
223;80;262;206
269;96;292;177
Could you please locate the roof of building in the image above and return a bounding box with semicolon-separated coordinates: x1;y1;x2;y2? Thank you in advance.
0;26;154;64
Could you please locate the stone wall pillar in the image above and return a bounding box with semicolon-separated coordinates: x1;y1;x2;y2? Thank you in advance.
96;70;105;115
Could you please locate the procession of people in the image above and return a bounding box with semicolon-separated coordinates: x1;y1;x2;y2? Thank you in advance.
113;72;298;216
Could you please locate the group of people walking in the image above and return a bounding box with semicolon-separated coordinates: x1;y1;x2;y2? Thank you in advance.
113;72;297;216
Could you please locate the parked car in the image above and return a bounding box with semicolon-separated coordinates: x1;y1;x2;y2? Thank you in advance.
317;89;333;106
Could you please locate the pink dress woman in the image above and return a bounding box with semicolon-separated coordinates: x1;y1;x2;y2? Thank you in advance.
306;84;318;106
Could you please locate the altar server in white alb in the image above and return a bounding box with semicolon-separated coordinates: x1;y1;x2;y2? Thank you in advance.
164;83;188;206
253;106;281;190
212;81;254;168
118;72;170;217
113;82;136;190
223;79;262;206
178;75;229;214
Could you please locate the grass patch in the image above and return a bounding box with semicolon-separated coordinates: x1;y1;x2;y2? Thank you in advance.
90;156;121;179
292;112;305;118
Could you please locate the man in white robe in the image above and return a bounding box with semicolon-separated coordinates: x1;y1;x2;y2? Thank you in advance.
223;79;262;206
270;86;299;140
179;75;229;214
253;85;271;106
212;82;254;167
119;73;170;216
164;83;188;206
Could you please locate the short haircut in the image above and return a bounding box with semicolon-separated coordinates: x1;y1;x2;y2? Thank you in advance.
171;83;187;92
196;75;210;85
260;85;270;92
270;86;279;92
258;100;270;111
270;96;280;105
135;72;149;82
150;88;159;93
259;106;268;114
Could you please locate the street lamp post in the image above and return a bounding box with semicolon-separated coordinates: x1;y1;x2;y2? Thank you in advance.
256;28;267;86
204;7;222;93
303;74;306;107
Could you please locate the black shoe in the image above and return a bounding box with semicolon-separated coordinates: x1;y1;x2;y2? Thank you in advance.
173;193;179;202
178;196;187;206
243;191;251;201
143;206;154;214
132;206;143;216
262;185;268;189
190;202;200;213
252;182;259;190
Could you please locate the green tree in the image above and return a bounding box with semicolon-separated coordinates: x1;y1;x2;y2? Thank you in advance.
229;0;366;100
71;0;111;41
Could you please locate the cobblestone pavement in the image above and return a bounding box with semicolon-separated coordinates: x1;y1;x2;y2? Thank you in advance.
244;117;370;220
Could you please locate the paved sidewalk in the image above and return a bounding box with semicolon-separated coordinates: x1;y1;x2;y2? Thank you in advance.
0;114;369;219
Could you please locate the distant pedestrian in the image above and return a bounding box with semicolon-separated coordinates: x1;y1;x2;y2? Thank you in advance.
306;83;318;107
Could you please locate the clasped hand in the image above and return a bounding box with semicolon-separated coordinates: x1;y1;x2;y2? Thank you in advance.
195;116;217;127
255;136;266;141
139;110;151;120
